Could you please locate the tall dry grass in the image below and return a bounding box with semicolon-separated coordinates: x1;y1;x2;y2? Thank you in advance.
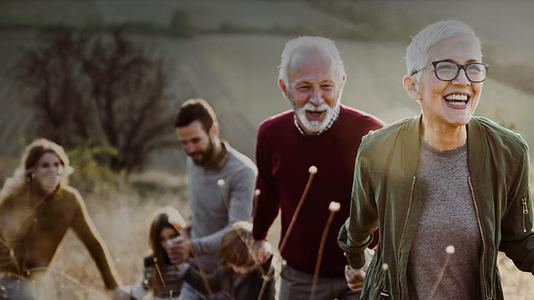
31;182;192;299
29;191;534;299
19;168;534;299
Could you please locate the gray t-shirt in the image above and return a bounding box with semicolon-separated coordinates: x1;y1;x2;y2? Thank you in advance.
187;145;257;272
407;142;481;299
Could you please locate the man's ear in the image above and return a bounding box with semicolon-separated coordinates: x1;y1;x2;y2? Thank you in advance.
209;122;220;138
278;79;289;99
403;75;421;100
340;74;347;89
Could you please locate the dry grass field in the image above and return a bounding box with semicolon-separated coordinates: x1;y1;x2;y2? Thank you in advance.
3;31;534;165
26;184;283;300
1;1;534;299
19;178;532;300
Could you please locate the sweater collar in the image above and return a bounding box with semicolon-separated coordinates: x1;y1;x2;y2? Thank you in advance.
30;181;63;200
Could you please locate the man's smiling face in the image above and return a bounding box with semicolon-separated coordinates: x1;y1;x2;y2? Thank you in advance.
283;51;345;134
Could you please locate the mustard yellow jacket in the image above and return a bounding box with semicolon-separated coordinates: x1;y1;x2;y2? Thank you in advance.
0;184;120;289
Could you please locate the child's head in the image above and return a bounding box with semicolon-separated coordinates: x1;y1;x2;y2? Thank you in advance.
149;206;186;262
219;221;258;275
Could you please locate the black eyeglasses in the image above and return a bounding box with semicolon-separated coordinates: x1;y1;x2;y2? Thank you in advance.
411;59;489;83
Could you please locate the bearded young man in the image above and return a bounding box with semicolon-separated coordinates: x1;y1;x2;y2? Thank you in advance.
168;99;258;300
340;20;534;300
252;36;383;300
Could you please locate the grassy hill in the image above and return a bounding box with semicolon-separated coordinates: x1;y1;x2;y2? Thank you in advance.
1;1;533;298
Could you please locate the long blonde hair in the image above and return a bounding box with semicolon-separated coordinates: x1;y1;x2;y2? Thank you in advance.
0;138;73;201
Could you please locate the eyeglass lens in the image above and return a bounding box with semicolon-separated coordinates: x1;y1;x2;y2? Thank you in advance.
434;61;487;82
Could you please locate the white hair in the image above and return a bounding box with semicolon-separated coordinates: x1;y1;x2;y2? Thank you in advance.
405;20;482;81
278;36;346;85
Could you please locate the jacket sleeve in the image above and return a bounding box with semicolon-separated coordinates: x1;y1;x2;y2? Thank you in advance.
0;195;19;275
252;125;280;241
182;265;224;294
191;165;257;254
499;141;534;274
70;191;121;289
338;137;379;268
128;276;148;300
0;230;18;274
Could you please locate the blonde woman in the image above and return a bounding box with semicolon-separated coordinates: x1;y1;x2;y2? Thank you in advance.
0;138;129;300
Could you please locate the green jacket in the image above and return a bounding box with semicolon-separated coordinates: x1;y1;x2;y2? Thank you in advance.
338;115;534;300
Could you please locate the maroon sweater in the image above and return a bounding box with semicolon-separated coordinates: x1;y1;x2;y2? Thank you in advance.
253;105;383;277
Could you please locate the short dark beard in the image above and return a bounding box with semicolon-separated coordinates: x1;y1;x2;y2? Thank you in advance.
192;138;215;166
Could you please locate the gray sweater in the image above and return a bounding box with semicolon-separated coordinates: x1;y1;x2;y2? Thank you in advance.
407;142;481;299
187;144;257;272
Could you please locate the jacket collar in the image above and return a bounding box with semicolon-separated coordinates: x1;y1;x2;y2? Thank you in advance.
398;115;422;178
466;117;485;180
401;115;484;178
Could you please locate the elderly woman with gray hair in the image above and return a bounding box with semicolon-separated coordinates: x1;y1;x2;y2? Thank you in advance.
339;20;534;299
0;138;130;299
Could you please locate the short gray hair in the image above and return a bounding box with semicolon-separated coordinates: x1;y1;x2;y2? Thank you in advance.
405;20;482;80
278;36;345;85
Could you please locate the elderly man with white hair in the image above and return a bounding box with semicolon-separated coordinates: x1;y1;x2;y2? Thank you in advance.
252;36;383;300
339;20;534;299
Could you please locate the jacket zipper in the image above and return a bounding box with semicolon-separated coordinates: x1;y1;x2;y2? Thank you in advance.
468;177;490;299
398;176;416;297
522;197;529;233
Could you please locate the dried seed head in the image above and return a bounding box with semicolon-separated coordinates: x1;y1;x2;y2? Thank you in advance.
445;245;455;255
328;201;340;212
217;179;225;187
308;166;318;174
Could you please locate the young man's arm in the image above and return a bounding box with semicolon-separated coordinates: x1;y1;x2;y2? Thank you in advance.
191;165;257;254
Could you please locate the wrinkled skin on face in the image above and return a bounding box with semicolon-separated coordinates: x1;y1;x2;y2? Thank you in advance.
406;34;484;130
280;51;346;135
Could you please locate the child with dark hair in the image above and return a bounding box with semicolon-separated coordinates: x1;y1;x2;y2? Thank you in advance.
178;221;275;300
128;207;186;300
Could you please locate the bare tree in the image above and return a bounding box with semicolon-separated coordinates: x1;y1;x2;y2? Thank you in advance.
17;27;175;172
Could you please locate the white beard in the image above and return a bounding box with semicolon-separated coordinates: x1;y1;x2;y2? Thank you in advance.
289;90;342;134
295;102;335;133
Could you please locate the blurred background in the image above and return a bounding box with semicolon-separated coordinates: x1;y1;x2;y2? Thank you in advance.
0;0;533;299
